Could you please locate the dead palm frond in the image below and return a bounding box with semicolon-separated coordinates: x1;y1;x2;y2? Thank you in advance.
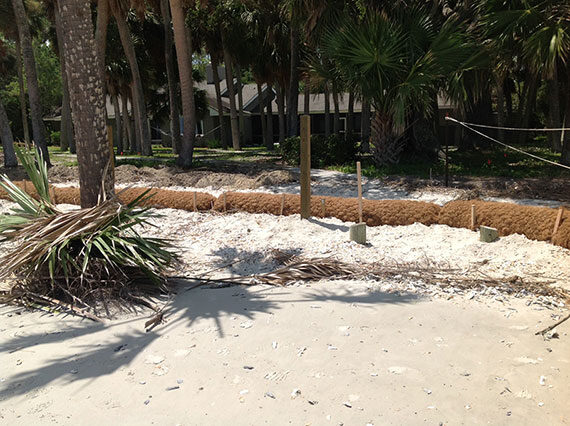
0;147;178;319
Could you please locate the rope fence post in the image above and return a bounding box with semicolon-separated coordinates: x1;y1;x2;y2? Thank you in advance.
300;115;311;219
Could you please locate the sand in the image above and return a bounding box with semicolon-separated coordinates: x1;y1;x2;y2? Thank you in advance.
1;197;570;424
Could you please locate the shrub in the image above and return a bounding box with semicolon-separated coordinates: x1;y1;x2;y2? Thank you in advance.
281;134;357;167
206;138;222;149
49;130;61;146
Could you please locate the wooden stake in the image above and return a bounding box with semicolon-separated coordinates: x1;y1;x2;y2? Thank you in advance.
280;193;285;215
321;198;326;217
223;192;227;212
300;115;311;219
357;161;363;223
193;192;197;212
553;207;564;237
471;204;476;230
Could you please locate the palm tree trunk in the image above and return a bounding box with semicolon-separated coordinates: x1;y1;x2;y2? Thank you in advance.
518;72;538;144
95;0;109;84
170;0;197;166
277;83;285;144
266;84;274;150
236;64;245;141
210;51;227;148
332;83;340;135
0;98;17;167
561;71;570;165
287;26;300;137
112;5;153;157
11;0;50;165
122;89;136;153
120;92;130;153
160;0;181;155
304;75;310;115
54;1;72;151
347;91;354;139
130;81;142;153
495;76;506;143
547;68;562;152
361;98;371;152
324;82;331;138
57;0;114;207
14;38;29;144
221;32;240;150
112;94;122;153
257;82;267;148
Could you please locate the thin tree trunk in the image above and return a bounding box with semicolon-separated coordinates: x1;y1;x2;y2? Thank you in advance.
14;38;29;144
561;71;570;165
324;82;331;138
160;0;181;155
122;90;136;153
332;83;340;135
95;0;109;85
287;26;299;137
221;32;240;149
0;98;17;167
257;82;267;148
11;0;50;165
347;90;355;139
129;81;141;153
547;68;562;152
361;97;371;152
57;0;114;207
236;64;245;141
112;6;152;156
496;76;506;143
518;73;538;144
54;1;72;151
304;75;310;115
277;83;285;144
170;0;197;166
210;51;226;148
112;94;122;153
266;84;274;150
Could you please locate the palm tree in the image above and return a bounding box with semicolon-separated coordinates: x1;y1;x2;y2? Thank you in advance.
323;7;475;165
10;0;50;164
56;0;114;207
0;97;17;167
170;0;197;166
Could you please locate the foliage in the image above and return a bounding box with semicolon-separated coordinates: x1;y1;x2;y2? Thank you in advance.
0;147;178;315
280;133;356;167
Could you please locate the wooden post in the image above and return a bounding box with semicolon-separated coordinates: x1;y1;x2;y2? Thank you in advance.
553;207;565;237
444;118;449;187
471;204;476;230
300;115;311;219
193;191;197;212
280;193;285;215
357;161;363;223
320;198;326;217
223;192;227;212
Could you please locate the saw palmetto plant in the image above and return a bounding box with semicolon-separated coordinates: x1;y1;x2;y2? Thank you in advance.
0;147;177;319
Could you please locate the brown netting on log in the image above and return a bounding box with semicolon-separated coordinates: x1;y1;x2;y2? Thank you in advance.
0;182;216;211
552;212;570;249
213;192;441;226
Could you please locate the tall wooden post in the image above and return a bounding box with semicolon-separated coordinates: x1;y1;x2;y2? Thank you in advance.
357;161;363;223
300;115;311;219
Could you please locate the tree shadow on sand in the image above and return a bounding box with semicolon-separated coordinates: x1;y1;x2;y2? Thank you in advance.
0;277;419;401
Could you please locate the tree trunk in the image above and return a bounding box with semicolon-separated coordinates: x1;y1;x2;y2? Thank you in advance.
324;82;331;138
361;98;371;152
495;76;506;143
54;1;72;151
236;64;245;142
11;0;50;165
266;84;274;150
112;94;122;153
370;110;403;165
547;68;562;152
561;71;570;165
518;72;538;144
332;83;340;135
347;90;355;140
112;5;152;156
57;0;114;207
210;51;226;148
304;75;310;115
160;0;181;155
221;32;240;150
277;83;285;144
170;0;197;166
122;89;136;153
95;0;109;85
287;26;299;137
119;93;130;153
14;38;29;144
0;98;17;167
257;82;267;148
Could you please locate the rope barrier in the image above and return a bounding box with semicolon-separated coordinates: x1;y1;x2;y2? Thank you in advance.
448;120;570;132
445;116;570;171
